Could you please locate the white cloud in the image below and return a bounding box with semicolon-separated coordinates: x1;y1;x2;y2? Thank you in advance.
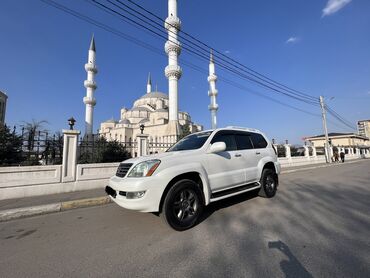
224;50;231;54
286;37;300;44
322;0;352;17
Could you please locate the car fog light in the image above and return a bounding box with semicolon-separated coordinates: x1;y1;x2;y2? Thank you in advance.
126;191;146;199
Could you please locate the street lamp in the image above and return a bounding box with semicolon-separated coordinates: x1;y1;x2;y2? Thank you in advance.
68;117;76;130
139;124;145;134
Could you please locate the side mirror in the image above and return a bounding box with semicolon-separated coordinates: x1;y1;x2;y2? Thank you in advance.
208;142;226;154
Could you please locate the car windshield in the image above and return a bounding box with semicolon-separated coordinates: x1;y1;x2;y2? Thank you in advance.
167;131;213;152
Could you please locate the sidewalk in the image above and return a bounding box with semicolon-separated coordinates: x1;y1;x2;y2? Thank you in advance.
0;188;110;222
0;188;106;211
0;158;366;222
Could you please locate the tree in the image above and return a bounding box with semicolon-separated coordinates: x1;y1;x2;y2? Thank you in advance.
21;119;48;152
0;125;24;166
100;140;131;163
179;124;191;140
78;137;131;164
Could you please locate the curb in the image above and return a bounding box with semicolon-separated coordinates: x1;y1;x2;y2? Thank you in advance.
0;196;111;222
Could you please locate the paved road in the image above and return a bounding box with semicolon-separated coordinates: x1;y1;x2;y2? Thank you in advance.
1;160;369;277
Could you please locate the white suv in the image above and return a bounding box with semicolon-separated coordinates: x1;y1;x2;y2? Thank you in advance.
106;127;280;230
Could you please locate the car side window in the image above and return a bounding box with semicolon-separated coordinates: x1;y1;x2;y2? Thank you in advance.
235;134;254;150
250;133;268;149
211;131;237;151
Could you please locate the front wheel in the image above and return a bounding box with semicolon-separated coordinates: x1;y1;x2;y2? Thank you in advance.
258;169;278;198
161;179;204;231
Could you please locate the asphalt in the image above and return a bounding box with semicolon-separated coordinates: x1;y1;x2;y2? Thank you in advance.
0;159;369;277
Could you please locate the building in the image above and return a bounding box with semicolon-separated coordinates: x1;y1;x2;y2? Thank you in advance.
99;76;202;154
305;132;370;149
98;0;205;155
0;91;8;125
357;120;370;139
83;36;98;136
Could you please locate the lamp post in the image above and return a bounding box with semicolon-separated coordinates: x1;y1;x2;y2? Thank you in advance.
139;124;145;134
68;117;76;130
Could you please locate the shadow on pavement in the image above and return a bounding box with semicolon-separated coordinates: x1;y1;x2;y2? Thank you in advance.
268;240;313;278
198;189;259;224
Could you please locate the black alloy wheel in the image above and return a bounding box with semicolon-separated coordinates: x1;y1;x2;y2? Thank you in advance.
161;179;204;231
258;168;278;198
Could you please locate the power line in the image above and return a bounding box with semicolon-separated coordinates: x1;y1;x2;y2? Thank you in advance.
88;0;320;106
40;0;321;119
325;105;357;131
124;0;319;102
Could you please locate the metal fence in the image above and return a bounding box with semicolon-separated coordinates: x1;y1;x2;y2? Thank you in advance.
77;134;136;164
0;126;64;166
148;142;173;154
20;128;64;166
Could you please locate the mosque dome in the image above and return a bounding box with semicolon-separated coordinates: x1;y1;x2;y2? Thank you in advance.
103;118;117;124
139;92;168;100
119;119;131;124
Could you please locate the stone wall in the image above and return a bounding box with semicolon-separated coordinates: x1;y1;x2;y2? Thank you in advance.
0;163;119;200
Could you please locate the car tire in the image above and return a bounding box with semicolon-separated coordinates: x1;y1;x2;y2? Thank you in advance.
161;179;204;231
258;168;278;198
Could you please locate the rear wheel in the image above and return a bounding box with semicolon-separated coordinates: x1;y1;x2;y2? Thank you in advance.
258;169;278;198
161;179;204;231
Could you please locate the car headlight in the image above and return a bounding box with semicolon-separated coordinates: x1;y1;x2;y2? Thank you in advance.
127;160;161;177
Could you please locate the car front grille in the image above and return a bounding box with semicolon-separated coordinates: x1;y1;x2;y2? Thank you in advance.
116;163;133;178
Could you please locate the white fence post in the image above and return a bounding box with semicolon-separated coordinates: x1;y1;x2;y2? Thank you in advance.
137;134;149;157
284;144;291;158
304;146;310;159
62;129;80;183
312;146;317;158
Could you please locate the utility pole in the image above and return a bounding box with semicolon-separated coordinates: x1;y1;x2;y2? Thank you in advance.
319;96;331;163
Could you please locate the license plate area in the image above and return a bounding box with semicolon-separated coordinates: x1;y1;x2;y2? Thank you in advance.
105;186;117;198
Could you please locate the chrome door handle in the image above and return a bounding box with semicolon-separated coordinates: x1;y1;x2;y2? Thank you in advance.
255;152;261;155
235;154;242;157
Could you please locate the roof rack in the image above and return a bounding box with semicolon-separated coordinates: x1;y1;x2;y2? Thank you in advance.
225;126;259;132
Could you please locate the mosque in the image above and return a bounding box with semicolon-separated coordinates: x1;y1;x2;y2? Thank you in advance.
82;0;218;154
98;74;203;146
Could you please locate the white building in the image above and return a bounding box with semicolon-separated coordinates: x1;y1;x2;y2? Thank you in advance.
83;36;98;136
98;0;204;155
357;119;370;139
99;75;202;155
0;91;7;125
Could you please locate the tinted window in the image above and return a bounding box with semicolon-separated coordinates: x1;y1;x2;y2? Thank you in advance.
250;133;268;149
211;131;237;151
167;131;212;152
235;134;254;150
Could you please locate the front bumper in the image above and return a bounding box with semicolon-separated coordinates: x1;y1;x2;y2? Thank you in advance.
107;175;165;212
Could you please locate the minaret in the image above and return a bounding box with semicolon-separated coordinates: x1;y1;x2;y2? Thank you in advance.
83;35;98;136
208;50;218;129
165;0;182;133
147;72;152;93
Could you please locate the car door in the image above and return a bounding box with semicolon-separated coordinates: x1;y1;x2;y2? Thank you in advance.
249;132;269;181
234;132;259;183
205;130;247;192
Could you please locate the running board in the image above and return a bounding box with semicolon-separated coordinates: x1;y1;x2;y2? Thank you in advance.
211;182;261;199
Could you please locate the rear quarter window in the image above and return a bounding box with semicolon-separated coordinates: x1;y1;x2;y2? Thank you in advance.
251;133;268;149
235;134;254;150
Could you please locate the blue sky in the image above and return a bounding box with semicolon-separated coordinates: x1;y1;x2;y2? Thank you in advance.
0;0;369;144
